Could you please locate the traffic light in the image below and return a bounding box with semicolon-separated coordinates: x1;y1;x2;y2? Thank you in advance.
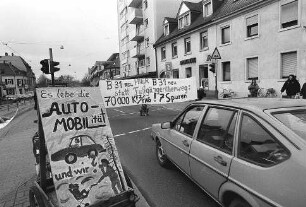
50;61;60;73
209;63;215;73
40;59;50;74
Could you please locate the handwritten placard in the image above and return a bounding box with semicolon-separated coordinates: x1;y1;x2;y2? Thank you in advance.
99;77;197;108
36;87;127;207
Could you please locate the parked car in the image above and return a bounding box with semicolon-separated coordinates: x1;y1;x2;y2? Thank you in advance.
51;135;106;164
151;98;306;207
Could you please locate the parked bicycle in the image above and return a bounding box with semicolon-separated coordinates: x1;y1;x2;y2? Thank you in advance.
257;88;277;98
219;88;236;99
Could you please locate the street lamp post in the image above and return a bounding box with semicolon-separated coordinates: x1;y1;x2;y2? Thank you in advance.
49;48;55;86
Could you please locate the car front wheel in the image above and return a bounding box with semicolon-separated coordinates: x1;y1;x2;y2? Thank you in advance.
229;198;251;207
156;139;170;167
65;153;77;164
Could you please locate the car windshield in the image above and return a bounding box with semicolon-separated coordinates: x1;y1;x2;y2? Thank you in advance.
273;109;306;141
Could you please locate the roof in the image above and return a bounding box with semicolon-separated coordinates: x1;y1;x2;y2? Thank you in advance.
164;17;177;24
184;1;202;12
194;98;306;112
0;63;26;76
154;0;270;47
0;55;30;72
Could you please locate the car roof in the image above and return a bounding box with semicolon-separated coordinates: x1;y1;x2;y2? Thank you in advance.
193;98;306;112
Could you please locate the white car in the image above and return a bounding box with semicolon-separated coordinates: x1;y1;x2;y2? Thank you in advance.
151;98;306;207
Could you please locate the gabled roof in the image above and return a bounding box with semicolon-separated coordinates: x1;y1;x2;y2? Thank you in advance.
0;63;26;76
0;55;31;72
184;1;202;12
154;0;272;47
164;17;177;24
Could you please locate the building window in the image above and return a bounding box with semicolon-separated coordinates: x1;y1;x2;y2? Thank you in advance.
184;13;190;26
179;18;184;29
203;1;212;17
200;31;208;50
144;19;148;28
184;37;191;54
146;57;150;66
247;57;258;80
221;26;230;44
186;67;192;78
164;24;169;36
139;59;145;67
281;0;298;29
281;51;297;78
172;42;177;57
246;15;258;37
145;38;150;47
173;69;179;78
144;0;148;9
222;62;231;81
178;12;190;29
5;79;14;85
161;47;166;60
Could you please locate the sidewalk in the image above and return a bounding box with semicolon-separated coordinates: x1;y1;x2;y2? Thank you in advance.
0;99;34;119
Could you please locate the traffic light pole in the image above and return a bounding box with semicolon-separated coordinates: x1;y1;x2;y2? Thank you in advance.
214;59;218;98
49;48;54;86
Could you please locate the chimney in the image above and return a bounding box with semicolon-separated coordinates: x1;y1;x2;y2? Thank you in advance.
5;52;8;56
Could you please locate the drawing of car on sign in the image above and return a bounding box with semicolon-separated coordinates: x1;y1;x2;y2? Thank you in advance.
51;135;106;164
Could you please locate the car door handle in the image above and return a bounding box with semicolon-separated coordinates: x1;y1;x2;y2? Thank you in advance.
214;156;227;166
182;140;190;147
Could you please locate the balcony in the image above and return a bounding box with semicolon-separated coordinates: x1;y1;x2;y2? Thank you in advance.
130;27;144;42
131;45;145;58
129;8;143;25
127;0;142;8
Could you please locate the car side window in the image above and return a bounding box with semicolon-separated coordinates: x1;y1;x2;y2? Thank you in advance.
238;114;290;166
197;108;236;154
82;136;94;146
173;106;204;137
71;137;81;148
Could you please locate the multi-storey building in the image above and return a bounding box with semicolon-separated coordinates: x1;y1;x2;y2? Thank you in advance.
0;62;28;96
0;53;36;97
89;53;121;86
154;0;306;97
117;0;199;79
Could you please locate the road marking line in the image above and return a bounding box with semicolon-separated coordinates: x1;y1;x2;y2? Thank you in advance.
113;109;126;113
114;127;151;138
114;133;126;137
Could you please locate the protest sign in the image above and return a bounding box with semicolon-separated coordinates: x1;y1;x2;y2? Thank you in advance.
99;77;197;108
36;87;127;207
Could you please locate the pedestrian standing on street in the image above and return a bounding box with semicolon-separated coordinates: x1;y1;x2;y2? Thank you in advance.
281;75;300;98
300;82;306;99
248;79;260;97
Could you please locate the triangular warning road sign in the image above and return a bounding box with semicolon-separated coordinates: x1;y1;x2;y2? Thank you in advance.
211;47;221;59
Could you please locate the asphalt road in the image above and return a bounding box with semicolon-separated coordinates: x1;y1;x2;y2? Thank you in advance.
0;104;219;207
108;105;219;207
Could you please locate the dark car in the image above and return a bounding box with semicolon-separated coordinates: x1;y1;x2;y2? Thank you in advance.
51;135;106;164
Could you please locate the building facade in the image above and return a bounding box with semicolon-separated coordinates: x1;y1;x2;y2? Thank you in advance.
117;0;199;79
154;0;306;97
0;53;36;97
89;53;121;86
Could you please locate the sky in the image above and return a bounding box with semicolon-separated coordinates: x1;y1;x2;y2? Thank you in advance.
0;0;119;80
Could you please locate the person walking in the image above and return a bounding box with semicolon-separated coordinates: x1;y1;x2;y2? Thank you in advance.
300;82;306;99
248;79;260;97
281;75;300;98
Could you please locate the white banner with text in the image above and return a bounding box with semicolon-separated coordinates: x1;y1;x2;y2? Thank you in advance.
99;77;197;108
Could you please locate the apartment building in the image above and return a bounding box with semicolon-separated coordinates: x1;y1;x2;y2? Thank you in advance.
117;0;199;79
154;0;306;97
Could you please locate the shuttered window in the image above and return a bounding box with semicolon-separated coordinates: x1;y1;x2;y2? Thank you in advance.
281;0;298;28
247;57;258;80
246;15;258;37
281;51;297;78
221;26;230;44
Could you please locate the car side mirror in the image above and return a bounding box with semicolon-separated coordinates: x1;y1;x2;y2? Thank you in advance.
161;122;171;129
